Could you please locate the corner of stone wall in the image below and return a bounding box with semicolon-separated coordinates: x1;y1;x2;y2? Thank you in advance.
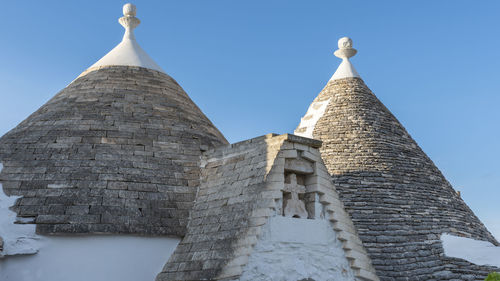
221;134;379;281
309;151;379;281
0;161;41;258
280;135;380;281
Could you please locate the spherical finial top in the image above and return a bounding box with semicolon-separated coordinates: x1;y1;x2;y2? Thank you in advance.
338;37;353;49
334;36;357;59
123;3;137;17
119;3;140;34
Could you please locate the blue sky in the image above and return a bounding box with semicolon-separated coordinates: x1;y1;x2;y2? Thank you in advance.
1;1;499;239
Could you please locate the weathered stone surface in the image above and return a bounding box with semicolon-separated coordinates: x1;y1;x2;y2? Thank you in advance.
158;135;274;281
298;77;500;280
0;65;227;236
158;133;379;281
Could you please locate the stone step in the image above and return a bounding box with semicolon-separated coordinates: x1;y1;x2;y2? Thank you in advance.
354;268;380;281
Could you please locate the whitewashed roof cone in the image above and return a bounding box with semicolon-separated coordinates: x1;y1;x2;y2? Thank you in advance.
329;37;360;81
87;3;164;73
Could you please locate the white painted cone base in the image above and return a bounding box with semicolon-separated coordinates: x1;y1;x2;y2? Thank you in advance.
87;3;164;73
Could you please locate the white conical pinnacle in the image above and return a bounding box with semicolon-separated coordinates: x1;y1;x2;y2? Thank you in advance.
119;3;140;40
330;37;360;81
85;3;164;74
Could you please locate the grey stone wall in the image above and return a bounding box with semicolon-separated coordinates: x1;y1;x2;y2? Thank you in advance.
0;66;227;236
300;77;499;280
158;133;380;281
158;134;276;281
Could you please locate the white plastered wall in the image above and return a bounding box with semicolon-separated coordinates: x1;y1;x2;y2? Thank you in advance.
0;235;180;281
238;216;355;281
295;98;331;139
0;163;181;281
0;163;40;256
228;138;379;281
441;233;500;268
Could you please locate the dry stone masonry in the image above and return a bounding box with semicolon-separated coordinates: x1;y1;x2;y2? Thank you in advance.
296;37;500;281
0;66;227;237
158;134;378;281
1;4;498;280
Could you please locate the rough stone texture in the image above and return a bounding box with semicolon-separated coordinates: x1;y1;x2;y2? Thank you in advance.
158;133;379;281
296;77;500;280
237;217;356;281
158;134;278;281
0;65;227;236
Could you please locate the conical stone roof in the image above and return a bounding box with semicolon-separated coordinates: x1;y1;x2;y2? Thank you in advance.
295;38;499;280
0;5;227;236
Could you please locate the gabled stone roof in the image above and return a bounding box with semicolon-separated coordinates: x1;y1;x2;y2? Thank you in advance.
158;134;379;281
296;76;499;280
0;65;227;236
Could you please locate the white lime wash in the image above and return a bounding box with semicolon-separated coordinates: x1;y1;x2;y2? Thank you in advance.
88;3;164;73
238;216;355;281
441;233;500;268
295;36;360;138
1;162;181;281
0;236;180;281
0;163;41;257
294;98;331;138
329;37;360;81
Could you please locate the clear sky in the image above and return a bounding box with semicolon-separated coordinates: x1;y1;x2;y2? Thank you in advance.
1;1;499;239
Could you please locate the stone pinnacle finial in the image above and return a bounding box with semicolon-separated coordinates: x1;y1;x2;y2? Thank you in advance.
334;37;357;59
119;3;140;40
330;36;360;81
123;3;137;17
85;3;164;74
